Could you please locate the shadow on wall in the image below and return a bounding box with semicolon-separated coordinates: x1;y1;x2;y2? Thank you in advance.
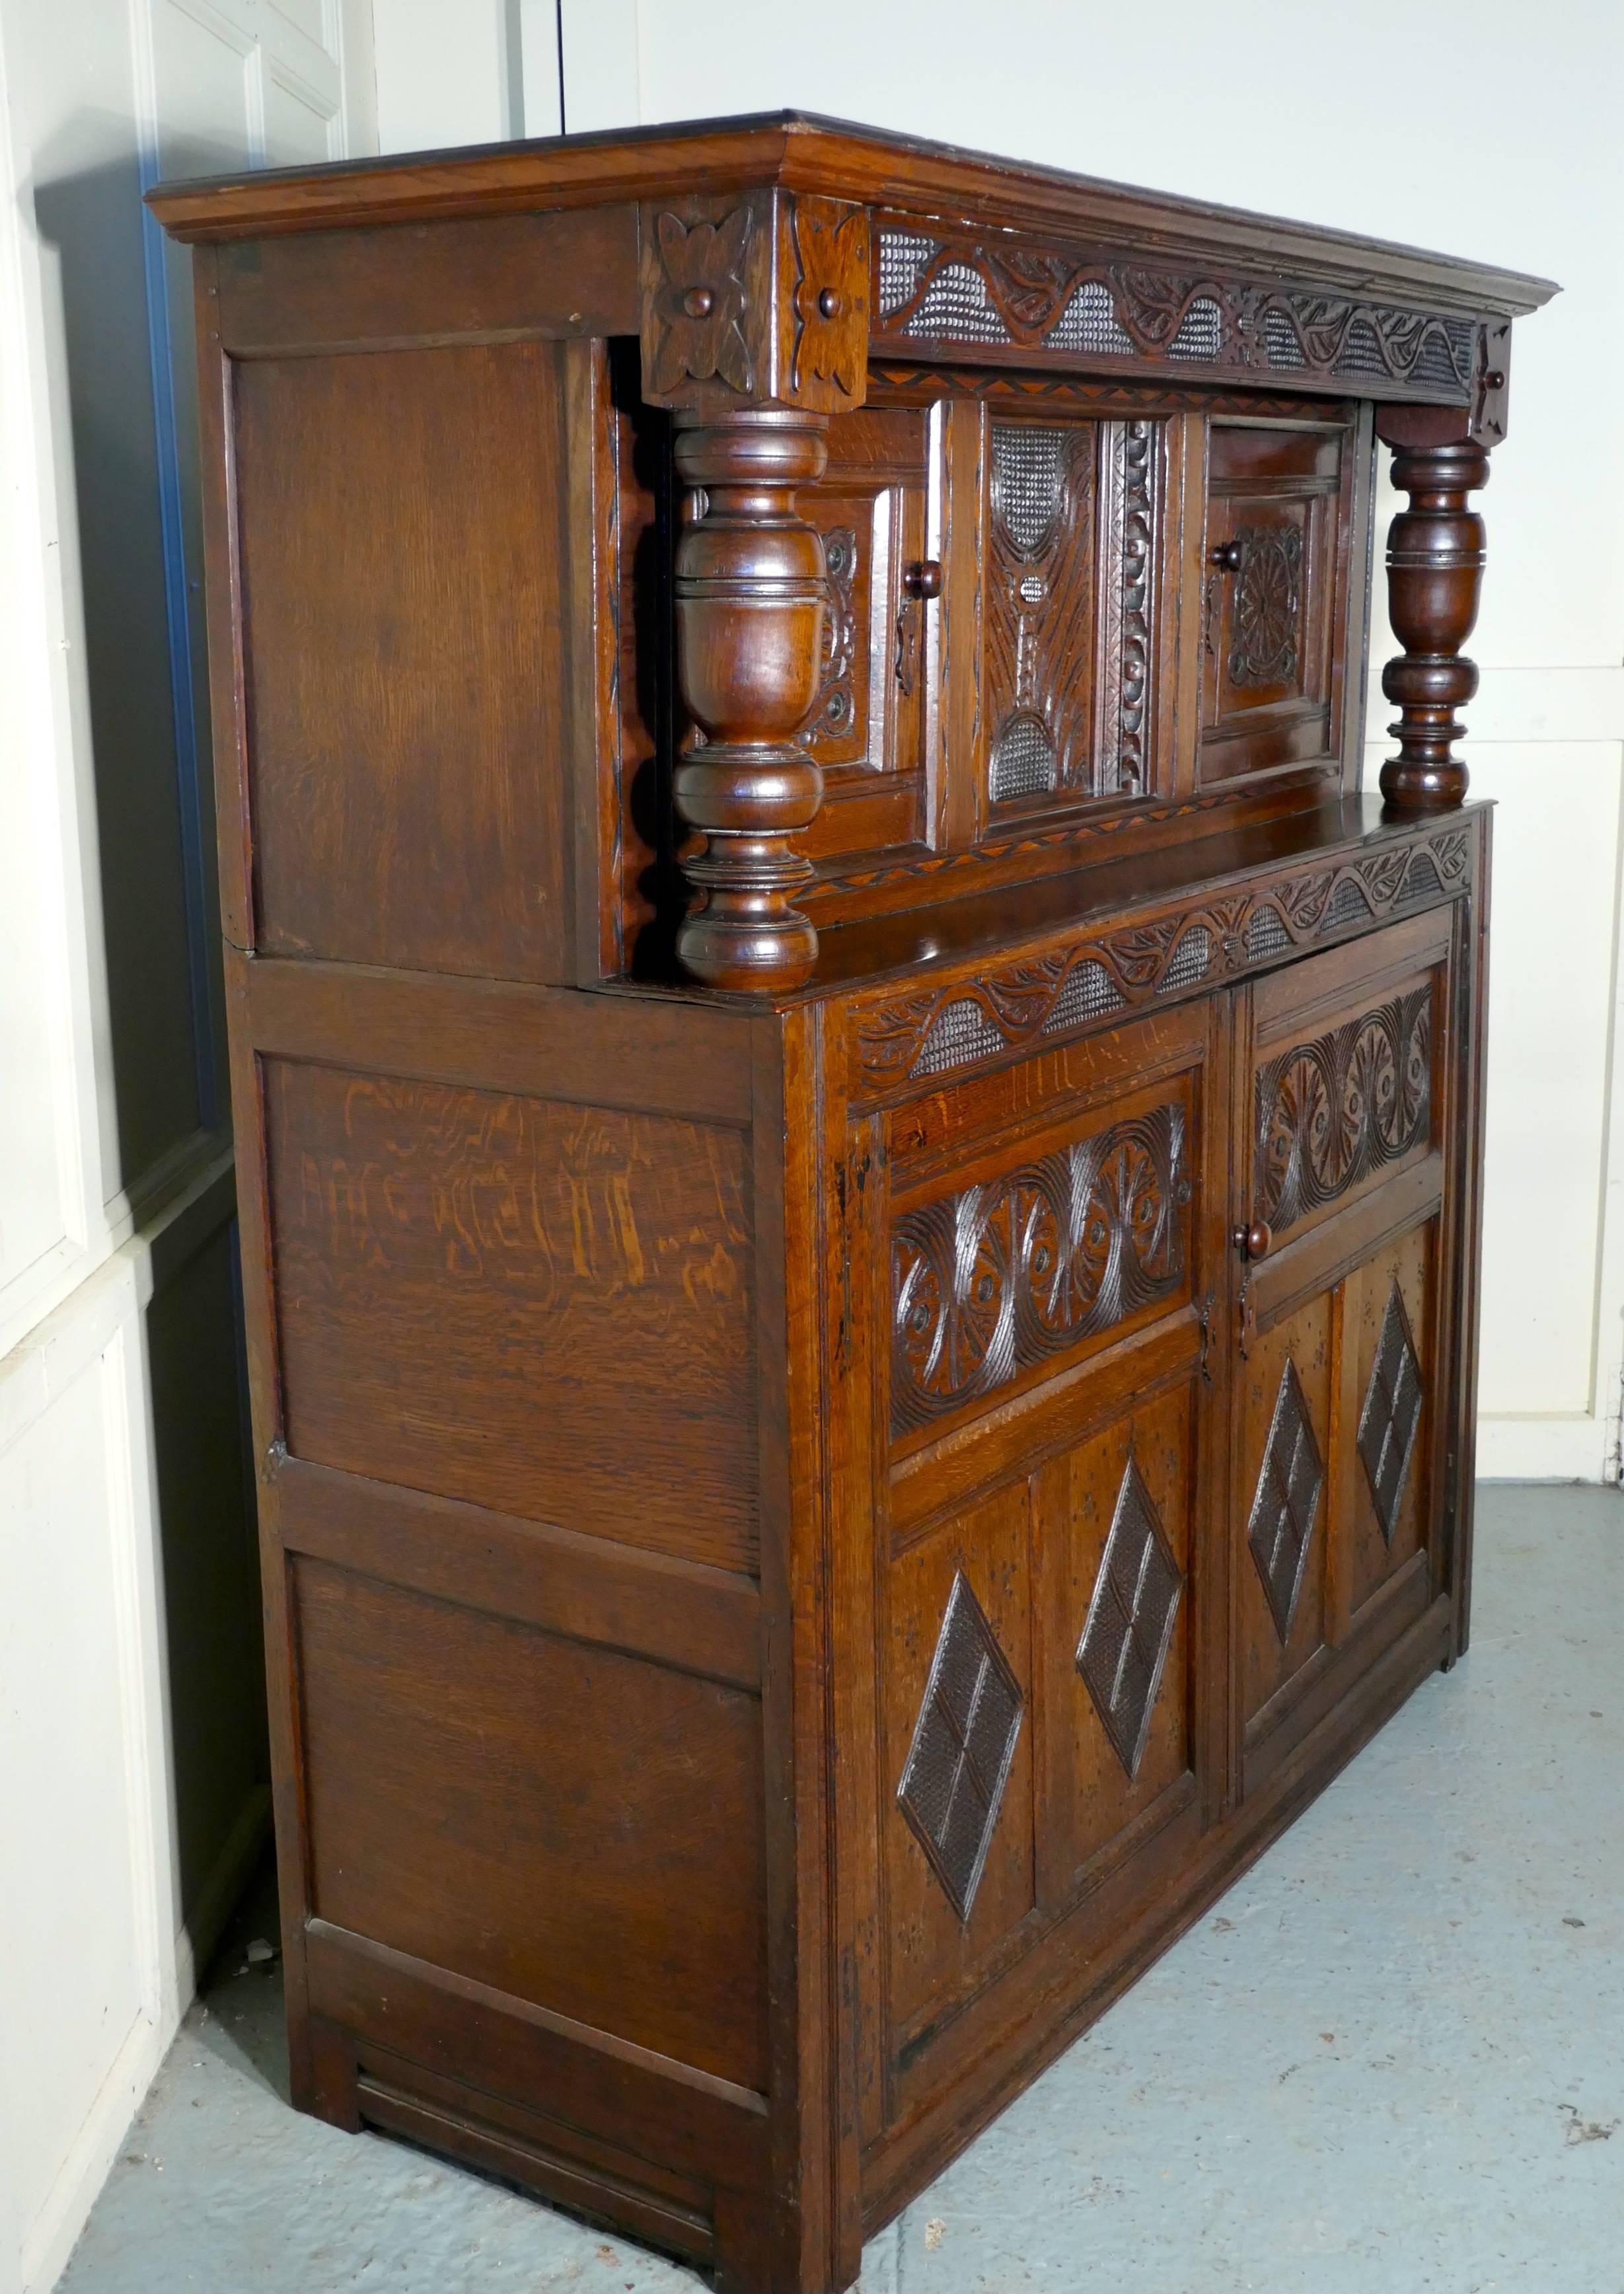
32;143;270;1941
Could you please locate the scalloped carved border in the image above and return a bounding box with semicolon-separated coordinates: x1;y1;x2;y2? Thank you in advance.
852;824;1472;1093
872;219;1483;403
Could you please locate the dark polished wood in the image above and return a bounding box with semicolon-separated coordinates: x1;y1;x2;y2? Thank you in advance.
1376;410;1491;811
673;411;830;989
151;116;1551;2294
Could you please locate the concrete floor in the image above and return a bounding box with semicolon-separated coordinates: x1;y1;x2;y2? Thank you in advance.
59;1485;1624;2293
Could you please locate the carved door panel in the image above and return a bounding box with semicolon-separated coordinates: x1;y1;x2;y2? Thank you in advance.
855;994;1229;2141
978;408;1171;823
798;404;932;863
1199;422;1352;787
1232;907;1453;1796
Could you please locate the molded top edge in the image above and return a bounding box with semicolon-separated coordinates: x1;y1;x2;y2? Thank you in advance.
146;107;1557;316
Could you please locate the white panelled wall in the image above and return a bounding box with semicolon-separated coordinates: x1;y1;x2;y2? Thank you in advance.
1;3;1613;2287
0;5;377;2287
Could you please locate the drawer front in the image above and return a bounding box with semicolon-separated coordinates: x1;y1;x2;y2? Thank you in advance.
1199;422;1350;787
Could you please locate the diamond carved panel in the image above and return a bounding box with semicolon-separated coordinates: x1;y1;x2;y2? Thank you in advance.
1076;1456;1183;1781
897;1571;1024;1923
1358;1281;1424;1547
1247;1358;1324;1643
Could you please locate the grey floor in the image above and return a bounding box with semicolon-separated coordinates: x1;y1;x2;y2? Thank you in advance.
61;1485;1624;2293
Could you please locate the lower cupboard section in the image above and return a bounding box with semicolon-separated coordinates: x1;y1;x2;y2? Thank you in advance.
864;1230;1450;2198
860;1588;1452;2229
871;1353;1222;2154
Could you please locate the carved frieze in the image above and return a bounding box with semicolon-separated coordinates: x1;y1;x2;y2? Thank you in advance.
874;220;1483;402
851;825;1471;1094
891;1102;1189;1435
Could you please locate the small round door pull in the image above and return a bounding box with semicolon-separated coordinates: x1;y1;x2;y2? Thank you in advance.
1234;1220;1273;1261
903;560;943;600
1210;539;1246;572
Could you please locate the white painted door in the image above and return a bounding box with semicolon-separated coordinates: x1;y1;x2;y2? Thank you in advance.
135;0;379;1136
0;9;379;2288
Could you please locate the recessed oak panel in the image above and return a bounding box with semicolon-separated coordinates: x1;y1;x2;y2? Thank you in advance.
1056;1378;1197;1878
884;1482;1036;2040
235;342;573;980
1347;1220;1433;1622
266;1062;756;1569
1237;1290;1332;1735
295;1558;767;2089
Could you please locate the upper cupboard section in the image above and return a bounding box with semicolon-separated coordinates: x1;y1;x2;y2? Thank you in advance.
669;389;1368;938
219;326;1366;986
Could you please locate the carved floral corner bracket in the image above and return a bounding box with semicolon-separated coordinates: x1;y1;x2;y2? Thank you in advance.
646;206;755;398
642;195;871;412
790;199;869;400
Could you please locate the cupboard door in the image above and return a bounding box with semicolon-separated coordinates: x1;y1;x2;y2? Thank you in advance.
853;996;1228;2142
979;408;1172;823
1232;907;1454;1796
797;404;932;862
1199;421;1352;788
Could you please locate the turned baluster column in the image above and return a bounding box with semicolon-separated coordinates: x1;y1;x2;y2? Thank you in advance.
1376;408;1493;811
672;410;830;992
637;186;869;992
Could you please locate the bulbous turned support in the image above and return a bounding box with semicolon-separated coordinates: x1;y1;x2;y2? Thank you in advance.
673;410;829;992
1378;428;1491;812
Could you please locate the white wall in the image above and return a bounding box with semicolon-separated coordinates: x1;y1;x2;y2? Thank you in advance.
391;0;1618;1481
0;5;374;2286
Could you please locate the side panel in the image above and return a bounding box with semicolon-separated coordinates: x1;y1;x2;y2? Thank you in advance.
223;951;774;2274
264;1059;756;1566
233;342;574;980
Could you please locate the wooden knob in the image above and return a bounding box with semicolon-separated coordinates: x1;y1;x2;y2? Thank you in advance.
682;285;716;320
817;286;842;320
1234;1220;1272;1261
1210;539;1245;572
904;559;943;600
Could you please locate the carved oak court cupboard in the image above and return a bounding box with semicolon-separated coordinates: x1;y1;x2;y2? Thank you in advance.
150;116;1554;2293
